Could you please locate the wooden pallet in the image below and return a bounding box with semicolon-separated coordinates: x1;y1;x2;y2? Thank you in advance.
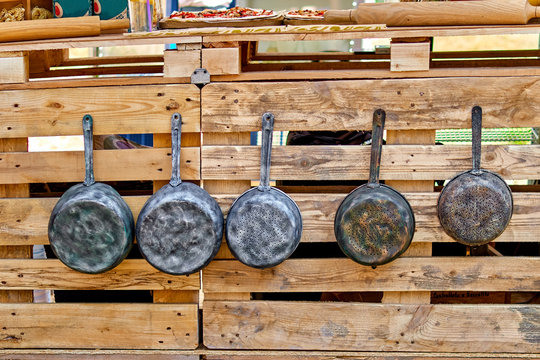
0;25;538;359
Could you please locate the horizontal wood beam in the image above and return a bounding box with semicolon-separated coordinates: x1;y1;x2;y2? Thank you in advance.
203;301;540;353
202;77;540;131
0;192;537;245
0;85;200;138
0;259;199;290
202;257;540;293
202;145;539;181
0;147;199;184
0;303;198;349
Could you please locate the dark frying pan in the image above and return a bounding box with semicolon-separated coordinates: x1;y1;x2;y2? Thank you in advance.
334;109;415;267
48;115;134;274
437;106;513;246
226;113;302;269
136;113;223;275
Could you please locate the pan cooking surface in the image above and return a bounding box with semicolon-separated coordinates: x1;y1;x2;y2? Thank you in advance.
50;201;128;274
336;187;414;266
438;171;513;245
137;200;217;275
226;189;301;268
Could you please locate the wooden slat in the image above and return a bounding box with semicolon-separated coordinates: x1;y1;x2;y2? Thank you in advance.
201;78;540;132
0;259;199;290
0;192;537;246
204;354;539;360
0;355;197;360
0;85;200;138
0;147;200;184
202;145;540;181
391;42;430;72
202;257;540;293
0;54;28;84
0;303;198;349
203;301;540;353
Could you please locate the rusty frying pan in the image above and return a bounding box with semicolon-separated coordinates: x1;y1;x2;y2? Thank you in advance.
48;115;134;274
225;113;302;269
136;113;223;275
437;106;513;246
334;109;415;267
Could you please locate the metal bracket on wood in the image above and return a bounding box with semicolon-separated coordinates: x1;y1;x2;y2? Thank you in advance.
191;68;210;87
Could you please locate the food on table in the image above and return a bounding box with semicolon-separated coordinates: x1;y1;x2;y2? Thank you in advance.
286;9;326;18
169;6;274;20
32;6;53;20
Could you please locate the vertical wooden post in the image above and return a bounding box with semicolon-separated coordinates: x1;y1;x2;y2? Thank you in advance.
382;130;434;305
0;51;32;303
0;138;32;303
202;132;251;302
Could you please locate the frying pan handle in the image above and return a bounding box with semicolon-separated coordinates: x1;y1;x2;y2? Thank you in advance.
170;113;183;187
82;114;95;187
368;109;386;186
258;113;275;191
471;106;482;174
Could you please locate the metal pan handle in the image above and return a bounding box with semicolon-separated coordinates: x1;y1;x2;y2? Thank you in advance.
82;114;95;187
258;113;275;191
368;109;386;186
170;113;183;187
471;106;482;174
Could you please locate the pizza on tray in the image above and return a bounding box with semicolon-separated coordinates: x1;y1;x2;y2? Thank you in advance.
169;6;277;21
285;9;326;19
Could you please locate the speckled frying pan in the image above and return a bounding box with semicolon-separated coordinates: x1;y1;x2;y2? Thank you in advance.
226;113;302;269
437;106;513;246
48;115;134;274
136;113;223;275
334;109;415;267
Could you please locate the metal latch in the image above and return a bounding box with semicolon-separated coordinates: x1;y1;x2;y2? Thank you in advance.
191;68;210;86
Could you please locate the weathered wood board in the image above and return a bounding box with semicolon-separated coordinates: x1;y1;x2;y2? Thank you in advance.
201;145;540;181
0;85;200;138
204;301;540;353
0;192;537;245
0;303;198;349
202;257;540;293
201;78;540;131
0;147;199;184
0;259;199;290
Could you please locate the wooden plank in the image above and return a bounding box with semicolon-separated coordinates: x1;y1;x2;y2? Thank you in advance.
202;77;540;131
202;257;540;293
204;354;540;360
0;85;200;138
391;42;430;72
0;354;198;360
202;145;540;181
203;301;540;352
0;259;199;290
0;192;537;246
0;303;198;349
163;50;201;78
0;147;200;184
202;48;241;75
383;129;434;305
0;55;28;84
0;138;31;304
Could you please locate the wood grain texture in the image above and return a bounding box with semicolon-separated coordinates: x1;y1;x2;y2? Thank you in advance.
391;42;430;72
0;303;198;349
204;354;540;360
0;85;200;138
202;48;241;75
164;50;201;78
0;55;28;84
0;147;199;184
202;257;540;293
201;78;540;131
0;354;197;360
203;301;540;352
202;145;540;181
0;192;537;246
0;259;199;290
